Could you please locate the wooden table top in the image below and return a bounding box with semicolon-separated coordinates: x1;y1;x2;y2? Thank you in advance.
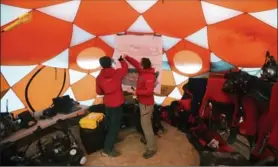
0;105;89;144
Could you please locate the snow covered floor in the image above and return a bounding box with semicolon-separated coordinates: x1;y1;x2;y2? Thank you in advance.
85;123;200;166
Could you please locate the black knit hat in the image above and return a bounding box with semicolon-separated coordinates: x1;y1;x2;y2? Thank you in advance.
99;56;112;68
141;57;152;69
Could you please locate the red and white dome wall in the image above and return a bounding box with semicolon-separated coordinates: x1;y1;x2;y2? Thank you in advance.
1;0;277;114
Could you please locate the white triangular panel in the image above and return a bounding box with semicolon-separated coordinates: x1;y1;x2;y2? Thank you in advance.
239;67;261;72
239;67;262;77
238;67;262;77
79;99;95;106
154;95;166;105
69;69;87;85
248;70;262;77
168;87;182;99
201;1;242;25
250;9;277;28
1;4;31;26
210;53;222;63
162;53;168;62
255;71;262;78
1;65;37;87
90;71;101;78
162;35;181;51
173;72;189;85
42;49;69;68
127;15;153;33
162;61;171;70
185;27;209;49
99;34;116;48
97;95;104;98
126;0;158;14
1;89;25;113
37;0;81;22
70;25;95;47
63;87;76;100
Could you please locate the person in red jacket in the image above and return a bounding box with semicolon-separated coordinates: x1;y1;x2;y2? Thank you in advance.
124;55;157;159
96;55;128;157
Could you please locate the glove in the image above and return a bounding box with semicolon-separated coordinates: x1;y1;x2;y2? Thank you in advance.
118;55;124;61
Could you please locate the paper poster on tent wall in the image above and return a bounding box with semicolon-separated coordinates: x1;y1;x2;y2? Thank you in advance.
113;34;163;94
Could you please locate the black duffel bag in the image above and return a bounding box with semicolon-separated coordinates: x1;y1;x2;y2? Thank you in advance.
121;104;137;129
87;104;105;114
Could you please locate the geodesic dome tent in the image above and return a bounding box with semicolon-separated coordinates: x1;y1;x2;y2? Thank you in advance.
1;0;277;115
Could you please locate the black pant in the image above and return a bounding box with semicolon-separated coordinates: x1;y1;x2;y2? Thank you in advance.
103;105;123;153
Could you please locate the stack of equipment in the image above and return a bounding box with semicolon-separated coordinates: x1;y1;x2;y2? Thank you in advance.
0;120;87;166
0;112;20;139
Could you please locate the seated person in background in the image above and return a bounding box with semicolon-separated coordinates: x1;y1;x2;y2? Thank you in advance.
169;100;193;132
96;55;128;157
124;55;157;159
169;84;193;132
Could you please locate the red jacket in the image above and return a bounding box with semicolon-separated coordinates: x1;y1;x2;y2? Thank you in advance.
125;56;155;105
199;77;239;126
96;60;128;107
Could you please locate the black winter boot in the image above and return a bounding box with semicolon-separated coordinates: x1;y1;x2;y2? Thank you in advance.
227;127;238;144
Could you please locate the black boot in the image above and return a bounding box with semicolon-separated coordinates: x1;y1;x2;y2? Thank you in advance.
246;135;256;152
143;150;157;159
249;154;260;164
101;149;121;157
227;127;238;144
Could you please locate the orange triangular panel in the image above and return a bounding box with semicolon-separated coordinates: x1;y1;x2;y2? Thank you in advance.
71;75;97;101
0;74;10;98
208;14;277;67
1;0;68;9
1;89;9;99
1;10;72;65
74;1;139;35
13;66;70;112
162;97;177;106
154;85;176;97
12;65;42;108
161;70;175;86
204;0;277;12
143;1;206;38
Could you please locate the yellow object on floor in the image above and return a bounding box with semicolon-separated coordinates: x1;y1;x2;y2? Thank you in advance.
79;112;104;130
